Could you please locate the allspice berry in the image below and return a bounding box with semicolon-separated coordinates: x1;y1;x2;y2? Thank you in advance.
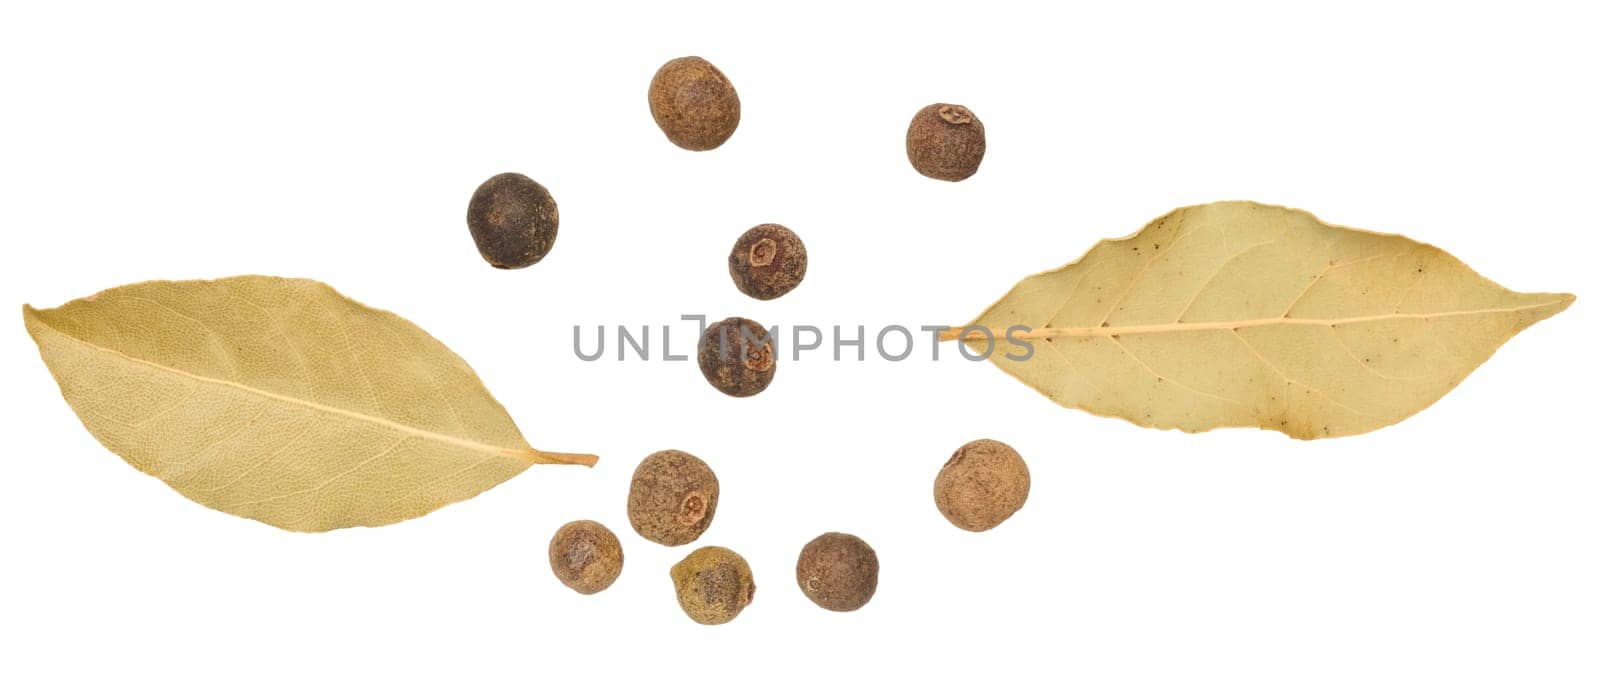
648;56;740;151
729;223;807;300
627;450;719;546
547;520;623;595
465;172;559;269
697;317;775;397
905;103;986;182
795;532;879;612
934;439;1030;531
670;546;756;625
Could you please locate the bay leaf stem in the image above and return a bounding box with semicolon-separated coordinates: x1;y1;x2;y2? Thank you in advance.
515;448;600;466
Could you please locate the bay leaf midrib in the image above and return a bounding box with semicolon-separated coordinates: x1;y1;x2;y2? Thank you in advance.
956;297;1570;341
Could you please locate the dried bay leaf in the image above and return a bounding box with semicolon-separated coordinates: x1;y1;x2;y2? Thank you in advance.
946;202;1573;439
22;276;596;531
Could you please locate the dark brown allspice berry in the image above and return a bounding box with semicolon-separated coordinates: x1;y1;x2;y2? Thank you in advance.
729;224;807;300
795;532;879;612
547;520;623;595
627;450;720;546
934;439;1031;532
648;56;740;151
670;546;756;625
465;172;559;269
905;103;986;182
697;317;775;397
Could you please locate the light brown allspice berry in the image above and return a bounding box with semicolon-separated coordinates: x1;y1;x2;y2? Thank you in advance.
465;172;559;269
670;546;756;625
729;223;807;300
547;520;623;595
648;56;740;151
795;532;879;612
697;317;776;397
627;450;719;546
905;103;986;181
934;439;1030;531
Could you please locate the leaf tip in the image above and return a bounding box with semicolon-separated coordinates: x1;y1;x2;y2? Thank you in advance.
1530;292;1577;321
20;304;46;335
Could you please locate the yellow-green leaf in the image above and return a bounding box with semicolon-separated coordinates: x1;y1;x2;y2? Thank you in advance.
948;202;1574;439
23;276;595;531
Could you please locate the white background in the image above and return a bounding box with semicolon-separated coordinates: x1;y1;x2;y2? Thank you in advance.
2;1;1596;675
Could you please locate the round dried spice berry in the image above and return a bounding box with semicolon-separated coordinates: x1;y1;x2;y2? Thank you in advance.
465;172;559;269
670;546;755;625
627;450;719;546
905;103;986;182
648;56;740;151
729;223;807;300
934;439;1030;532
697;317;775;397
795;532;879;612
547;520;623;595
